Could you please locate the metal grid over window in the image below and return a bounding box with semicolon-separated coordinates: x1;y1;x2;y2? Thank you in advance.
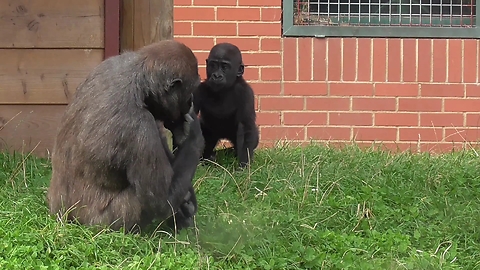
295;0;475;27
283;0;480;37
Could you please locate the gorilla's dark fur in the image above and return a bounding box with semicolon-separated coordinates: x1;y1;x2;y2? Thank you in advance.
47;40;204;233
193;42;259;168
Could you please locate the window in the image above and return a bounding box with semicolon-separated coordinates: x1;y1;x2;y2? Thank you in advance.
283;0;479;37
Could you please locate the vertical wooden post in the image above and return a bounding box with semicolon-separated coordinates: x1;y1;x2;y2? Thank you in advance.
120;0;174;52
104;0;121;59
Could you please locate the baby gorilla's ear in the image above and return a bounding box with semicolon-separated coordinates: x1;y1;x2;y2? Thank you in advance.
237;64;244;77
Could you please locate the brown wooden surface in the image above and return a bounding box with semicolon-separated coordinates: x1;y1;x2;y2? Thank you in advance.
120;0;173;51
104;0;120;59
0;0;104;48
0;105;66;157
0;49;104;104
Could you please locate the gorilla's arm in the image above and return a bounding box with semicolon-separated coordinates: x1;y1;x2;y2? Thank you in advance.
126;111;194;216
167;108;204;209
236;82;259;167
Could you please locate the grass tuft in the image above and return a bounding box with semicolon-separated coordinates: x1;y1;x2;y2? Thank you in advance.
1;143;480;269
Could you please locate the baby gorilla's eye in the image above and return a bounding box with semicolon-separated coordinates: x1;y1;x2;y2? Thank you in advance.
221;63;230;71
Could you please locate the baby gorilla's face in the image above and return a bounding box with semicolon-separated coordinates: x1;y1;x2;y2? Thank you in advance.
205;45;243;91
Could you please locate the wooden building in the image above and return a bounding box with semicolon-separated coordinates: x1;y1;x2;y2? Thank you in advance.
0;0;172;157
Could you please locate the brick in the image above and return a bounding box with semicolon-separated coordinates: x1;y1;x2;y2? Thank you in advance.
448;39;463;83
243;52;281;66
375;113;418;126
174;0;192;5
387;38;401;82
216;37;259;51
174;22;191;35
283;112;327;126
298;38;312;81
250;82;281;95
313;39;327;81
419;143;464;153
353;127;397;141
466;113;480;126
175;37;214;51
261;127;305;141
329;112;373;126
261;97;304;111
444;128;480;142
357;38;371;82
238;0;281;6
463;40;477;83
418;39;432;82
283;38;297;81
193;0;236;5
244;67;259;81
284;82;327;96
306;97;350;111
373;38;387;82
256;112;281;125
261;38;281;51
307;127;351;141
217;7;261;21
399;128;443;141
342;38;356;82
375;83;418;97
466;84;480;97
261;67;282;81
398;98;442;112
432;39;447;82
328;38;342;81
193;22;236;36
420;113;464;127
352;97;396;111
261;8;282;21
444;99;480;112
420;84;464;97
238;23;281;36
194;51;209;64
174;7;215;20
329;83;374;96
403;39;416;82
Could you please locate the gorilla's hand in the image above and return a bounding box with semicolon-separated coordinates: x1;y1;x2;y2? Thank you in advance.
171;106;194;146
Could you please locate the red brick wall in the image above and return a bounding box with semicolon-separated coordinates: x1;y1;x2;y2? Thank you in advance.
174;0;480;152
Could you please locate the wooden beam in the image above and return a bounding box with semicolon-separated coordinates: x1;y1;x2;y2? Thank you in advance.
120;0;173;52
104;0;121;59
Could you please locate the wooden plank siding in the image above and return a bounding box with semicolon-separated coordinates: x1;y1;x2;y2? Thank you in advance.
0;0;107;156
0;49;103;104
0;0;104;48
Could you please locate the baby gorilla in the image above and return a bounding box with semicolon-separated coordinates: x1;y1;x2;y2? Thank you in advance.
193;43;259;168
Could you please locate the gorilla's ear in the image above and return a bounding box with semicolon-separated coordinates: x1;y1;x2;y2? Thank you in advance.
237;64;245;77
167;78;183;92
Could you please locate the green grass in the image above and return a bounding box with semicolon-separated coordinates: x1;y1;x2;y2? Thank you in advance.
1;143;480;269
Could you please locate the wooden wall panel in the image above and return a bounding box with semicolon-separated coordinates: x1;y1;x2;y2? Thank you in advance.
0;49;104;104
0;105;66;157
120;0;173;52
0;0;104;48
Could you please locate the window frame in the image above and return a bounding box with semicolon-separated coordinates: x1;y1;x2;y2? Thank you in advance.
282;0;480;38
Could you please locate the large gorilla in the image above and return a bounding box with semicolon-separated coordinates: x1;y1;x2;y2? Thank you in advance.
47;40;204;233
